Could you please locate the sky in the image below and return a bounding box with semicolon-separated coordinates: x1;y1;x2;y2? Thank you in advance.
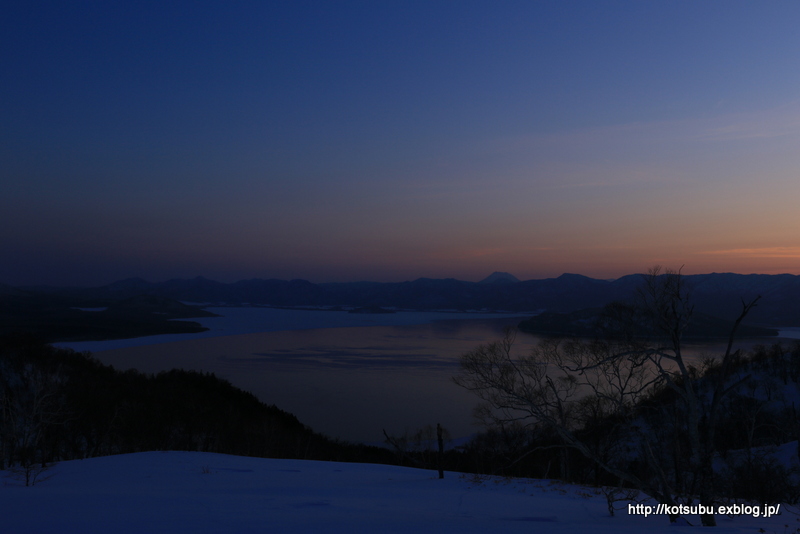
3;1;800;286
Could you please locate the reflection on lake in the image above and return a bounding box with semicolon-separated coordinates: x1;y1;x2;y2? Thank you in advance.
89;310;781;444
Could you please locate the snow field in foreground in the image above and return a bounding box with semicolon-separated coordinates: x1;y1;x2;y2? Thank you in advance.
1;451;796;533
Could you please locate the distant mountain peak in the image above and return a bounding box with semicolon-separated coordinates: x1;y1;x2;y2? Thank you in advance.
479;272;520;284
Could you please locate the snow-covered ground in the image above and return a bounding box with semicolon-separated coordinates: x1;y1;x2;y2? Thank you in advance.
2;452;794;533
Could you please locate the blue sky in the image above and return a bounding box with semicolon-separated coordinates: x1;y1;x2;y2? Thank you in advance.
3;1;800;285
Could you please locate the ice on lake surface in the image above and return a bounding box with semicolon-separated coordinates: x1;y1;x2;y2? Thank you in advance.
55;307;529;352
57;308;530;443
55;307;785;444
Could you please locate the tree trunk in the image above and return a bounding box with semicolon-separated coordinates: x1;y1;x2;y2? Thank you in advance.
436;423;444;479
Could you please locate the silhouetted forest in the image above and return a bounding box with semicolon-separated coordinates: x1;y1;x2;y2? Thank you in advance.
0;334;395;477
454;341;800;506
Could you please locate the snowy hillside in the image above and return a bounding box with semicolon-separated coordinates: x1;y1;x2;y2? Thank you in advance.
2;452;794;533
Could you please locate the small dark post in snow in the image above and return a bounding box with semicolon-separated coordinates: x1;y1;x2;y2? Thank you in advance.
793;404;800;461
437;423;444;479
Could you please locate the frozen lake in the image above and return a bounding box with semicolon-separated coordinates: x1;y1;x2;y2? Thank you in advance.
56;308;530;352
58;309;532;443
56;307;788;444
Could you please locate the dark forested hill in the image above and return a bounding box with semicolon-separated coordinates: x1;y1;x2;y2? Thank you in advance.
0;290;217;342
0;335;394;475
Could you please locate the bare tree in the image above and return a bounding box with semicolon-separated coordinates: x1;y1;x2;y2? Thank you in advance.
454;267;759;526
635;267;759;526
0;355;68;485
